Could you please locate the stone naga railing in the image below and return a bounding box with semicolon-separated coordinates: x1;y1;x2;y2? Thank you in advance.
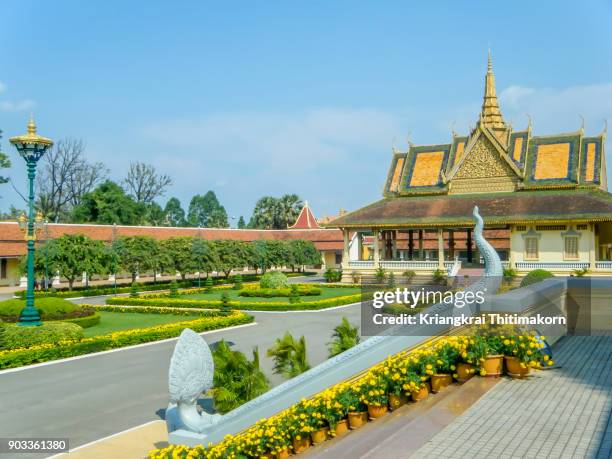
166;206;503;446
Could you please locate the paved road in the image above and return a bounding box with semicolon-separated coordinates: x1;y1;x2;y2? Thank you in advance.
0;301;361;458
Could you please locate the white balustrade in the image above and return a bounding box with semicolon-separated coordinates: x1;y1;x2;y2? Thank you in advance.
595;261;612;270
515;262;589;270
348;260;374;268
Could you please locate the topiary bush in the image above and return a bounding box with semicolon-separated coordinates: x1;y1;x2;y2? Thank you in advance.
0;297;82;322
233;274;243;290
260;271;289;289
520;269;554;287
0;322;84;350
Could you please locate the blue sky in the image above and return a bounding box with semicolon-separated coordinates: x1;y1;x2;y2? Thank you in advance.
1;0;612;224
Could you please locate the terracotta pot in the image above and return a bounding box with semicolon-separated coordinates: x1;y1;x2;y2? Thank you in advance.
275;448;290;459
505;356;530;379
456;363;475;383
483;355;504;377
388;393;408;410
311;426;329;444
348;411;368;429
292;436;311;454
367;404;388;419
334;419;349;436
431;374;452;393
410;382;430;401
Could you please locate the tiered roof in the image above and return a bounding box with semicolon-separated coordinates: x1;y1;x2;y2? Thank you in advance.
330;54;612;228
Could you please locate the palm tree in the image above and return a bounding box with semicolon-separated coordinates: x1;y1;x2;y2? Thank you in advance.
277;194;302;228
212;340;269;413
266;332;310;378
327;317;361;357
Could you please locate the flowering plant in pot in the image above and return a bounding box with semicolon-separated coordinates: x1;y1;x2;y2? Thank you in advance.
431;340;459;392
402;371;429;401
361;372;389;419
501;333;551;378
385;358;409;409
338;383;368;429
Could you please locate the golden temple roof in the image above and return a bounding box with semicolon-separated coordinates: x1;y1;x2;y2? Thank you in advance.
480;50;506;130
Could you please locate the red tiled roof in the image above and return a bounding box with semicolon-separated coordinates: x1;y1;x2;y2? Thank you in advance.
0;222;343;257
288;203;322;229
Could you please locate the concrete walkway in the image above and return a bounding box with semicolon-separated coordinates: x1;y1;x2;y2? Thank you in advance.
413;334;612;459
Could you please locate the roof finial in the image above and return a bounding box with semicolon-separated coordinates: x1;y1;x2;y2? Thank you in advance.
27;113;36;135
480;49;506;129
579;114;585;133
601;119;608;139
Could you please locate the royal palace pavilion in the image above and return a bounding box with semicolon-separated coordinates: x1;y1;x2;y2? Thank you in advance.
328;53;612;281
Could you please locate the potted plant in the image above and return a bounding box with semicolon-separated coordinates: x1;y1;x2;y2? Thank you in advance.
455;336;479;382
502;334;551;378
324;385;351;436
361;373;389;419
340;384;368;429
431;340;459;392
402;371;429;401
288;404;313;454
482;334;504;377
386;359;408;410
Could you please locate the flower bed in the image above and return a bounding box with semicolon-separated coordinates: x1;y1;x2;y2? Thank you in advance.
106;293;363;311
0;311;253;370
150;330;551;459
16;272;316;299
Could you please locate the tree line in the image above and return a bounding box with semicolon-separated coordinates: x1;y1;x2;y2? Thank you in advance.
1;136;307;229
30;234;321;289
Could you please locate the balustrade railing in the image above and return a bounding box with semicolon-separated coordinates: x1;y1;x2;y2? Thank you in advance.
515;261;589;270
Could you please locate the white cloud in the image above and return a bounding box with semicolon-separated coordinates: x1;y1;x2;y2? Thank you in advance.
499;83;612;133
0;99;35;112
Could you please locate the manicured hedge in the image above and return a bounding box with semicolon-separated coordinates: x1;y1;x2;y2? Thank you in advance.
62;312;102;328
0;312;253;369
16;272;316;299
239;285;322;298
92;305;227;317
106;293;363;311
1;322;84;351
520;269;555;288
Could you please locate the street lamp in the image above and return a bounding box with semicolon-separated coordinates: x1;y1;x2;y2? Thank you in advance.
10;116;53;326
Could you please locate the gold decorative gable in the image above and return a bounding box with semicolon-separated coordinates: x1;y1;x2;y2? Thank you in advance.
449;135;520;194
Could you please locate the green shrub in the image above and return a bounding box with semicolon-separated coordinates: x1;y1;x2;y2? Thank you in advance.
260;271;289;289
220;292;231;315
169;280;179;298
233;274;243;290
572;268;589;277
204;276;214;292
0;297;79;321
432;269;447;285
374;267;386;284
520;269;554;287
323;268;342;283
387;272;396;289
288;285;301;304
1;322;84;350
402;270;416;283
130;282;140;298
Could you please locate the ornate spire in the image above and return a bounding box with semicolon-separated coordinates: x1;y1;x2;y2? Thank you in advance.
480;50;506;129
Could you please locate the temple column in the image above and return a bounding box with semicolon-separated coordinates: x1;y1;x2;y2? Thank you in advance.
449;230;455;260
391;230;398;259
589;224;597;270
373;229;380;268
342;229;349;269
467;229;473;263
357;232;363;260
418;230;424;260
437;228;445;270
408;230;414;260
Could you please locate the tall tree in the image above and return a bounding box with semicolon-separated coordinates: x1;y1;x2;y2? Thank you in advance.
164;197;186;227
249;194;303;229
32;234;107;290
37;138;107;222
192;237;219;277
237;216;246;229
215;240;251;277
123;162;172;203
114;235;159;282
187;191;229;228
72;180;145;225
160;237;195;280
288;239;321;271
143;202;166;226
0;129;11;192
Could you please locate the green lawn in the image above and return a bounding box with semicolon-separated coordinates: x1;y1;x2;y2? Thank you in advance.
179;286;361;302
83;311;194;337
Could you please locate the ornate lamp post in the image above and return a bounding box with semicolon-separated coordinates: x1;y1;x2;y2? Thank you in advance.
10;116;53;326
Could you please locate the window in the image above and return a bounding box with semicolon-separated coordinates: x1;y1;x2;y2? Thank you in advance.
525;237;539;260
334;253;343;265
576;224;588;231
515;226;526;232
564;236;579;260
0;259;6;279
536;225;566;231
